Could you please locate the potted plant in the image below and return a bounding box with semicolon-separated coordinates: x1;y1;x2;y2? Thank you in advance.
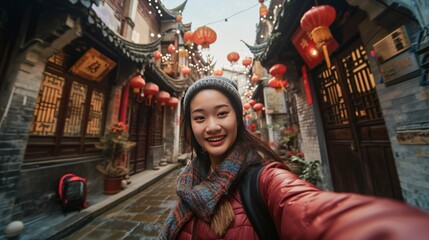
95;122;136;194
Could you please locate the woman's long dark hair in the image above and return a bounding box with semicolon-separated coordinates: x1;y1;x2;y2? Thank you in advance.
182;88;281;163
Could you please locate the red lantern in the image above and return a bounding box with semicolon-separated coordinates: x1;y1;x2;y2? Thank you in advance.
300;5;336;67
166;97;179;110
129;74;146;94
242;57;252;68
248;99;256;107
269;63;287;80
192;26;217;49
227;52;240;65
259;3;268;17
251;74;259;84
156;91;170;106
168;44;176;54
245;114;252;119
182;66;191;76
184;31;193;46
258;0;264;3
213;69;223;76
253;103;264;112
143;82;159;106
243;103;251;111
268;77;288;92
176;15;182;23
154;51;161;60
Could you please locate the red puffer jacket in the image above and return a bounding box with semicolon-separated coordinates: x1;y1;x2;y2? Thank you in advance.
177;162;429;240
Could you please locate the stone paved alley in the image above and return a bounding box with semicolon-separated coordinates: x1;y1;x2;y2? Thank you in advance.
64;168;181;240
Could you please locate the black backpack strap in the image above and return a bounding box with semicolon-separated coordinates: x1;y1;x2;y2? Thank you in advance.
239;165;280;240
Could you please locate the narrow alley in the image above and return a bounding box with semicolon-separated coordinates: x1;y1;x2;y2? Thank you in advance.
64;168;180;240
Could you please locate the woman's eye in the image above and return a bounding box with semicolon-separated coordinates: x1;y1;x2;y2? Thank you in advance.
218;111;228;117
192;116;205;121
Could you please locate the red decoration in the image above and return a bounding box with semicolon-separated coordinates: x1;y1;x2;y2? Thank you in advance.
153;51;161;60
302;65;313;105
251;74;259;84
227;52;240;65
268;77;288;92
168;44;176;53
300;5;336;68
176;15;182;22
156;91;170;106
192;26;217;49
213;69;223;76
291;26;338;69
253;103;264;112
242;57;252;67
248;99;256;107
245;114;252;119
167;97;179;110
182;66;191;76
143;82;159;106
258;0;264;3
269;63;287;80
119;82;130;122
129;74;146;94
259;3;268;17
184;31;193;46
243;103;251;111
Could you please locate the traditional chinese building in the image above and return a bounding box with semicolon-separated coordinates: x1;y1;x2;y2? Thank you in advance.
247;0;429;210
0;0;207;231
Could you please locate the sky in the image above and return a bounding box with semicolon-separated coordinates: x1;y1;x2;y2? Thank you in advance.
162;0;267;69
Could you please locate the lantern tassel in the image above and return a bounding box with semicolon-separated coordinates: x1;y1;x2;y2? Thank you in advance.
322;44;331;68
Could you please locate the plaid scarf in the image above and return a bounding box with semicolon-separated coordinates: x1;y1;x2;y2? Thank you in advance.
159;144;262;239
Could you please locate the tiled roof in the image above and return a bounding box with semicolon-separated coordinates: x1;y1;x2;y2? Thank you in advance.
241;40;268;60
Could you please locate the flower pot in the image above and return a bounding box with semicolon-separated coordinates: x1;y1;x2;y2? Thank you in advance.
103;176;123;194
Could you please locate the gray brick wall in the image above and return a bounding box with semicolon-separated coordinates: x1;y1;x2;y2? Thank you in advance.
359;17;429;210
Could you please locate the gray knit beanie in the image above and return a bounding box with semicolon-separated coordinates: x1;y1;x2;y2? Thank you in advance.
183;76;242;117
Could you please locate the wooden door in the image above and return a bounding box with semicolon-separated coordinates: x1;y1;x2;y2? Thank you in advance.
128;102;150;174
315;40;403;200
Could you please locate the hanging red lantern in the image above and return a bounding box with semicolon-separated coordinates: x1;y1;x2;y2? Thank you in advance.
248;99;256;107
245;114;252;120
251;74;259;84
259;3;268;17
242;57;252;68
243;103;251;111
153;51;161;60
269;63;287;81
143;82;159;106
300;5;336;68
156;91;170;106
268;77;288;92
166;97;179;110
227;52;240;65
184;31;194;46
176;15;182;23
213;69;223;76
182;66;191;76
253;103;264;112
168;44;176;54
129;74;146;94
258;0;264;3
192;26;217;49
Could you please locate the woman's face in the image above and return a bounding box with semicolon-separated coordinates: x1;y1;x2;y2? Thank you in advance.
190;89;237;164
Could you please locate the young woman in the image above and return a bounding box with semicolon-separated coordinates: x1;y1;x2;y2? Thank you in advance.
160;76;429;240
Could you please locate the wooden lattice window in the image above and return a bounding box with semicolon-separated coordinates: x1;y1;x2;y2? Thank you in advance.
342;44;381;122
86;90;105;136
30;72;65;135
25;52;109;161
317;67;349;126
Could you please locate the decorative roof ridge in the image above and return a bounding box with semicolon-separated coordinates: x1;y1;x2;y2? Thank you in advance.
86;9;165;63
169;0;188;15
241;40;268;52
146;63;191;93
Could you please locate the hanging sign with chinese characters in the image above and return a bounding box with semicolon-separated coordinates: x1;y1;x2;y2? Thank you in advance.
69;48;117;81
291;26;338;69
